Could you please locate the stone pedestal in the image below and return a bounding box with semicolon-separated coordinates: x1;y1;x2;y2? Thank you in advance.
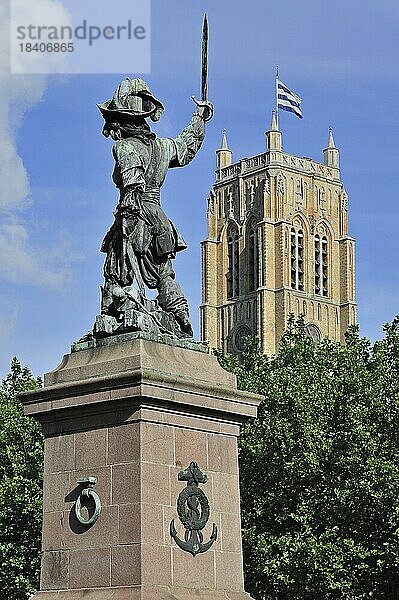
21;337;261;599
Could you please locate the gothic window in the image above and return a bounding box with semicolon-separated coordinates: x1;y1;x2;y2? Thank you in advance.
248;182;255;209
233;305;238;321
247;302;251;320
328;189;332;213
315;234;328;296
248;221;258;293
227;225;239;298
290;227;304;291
305;323;322;344
218;191;222;219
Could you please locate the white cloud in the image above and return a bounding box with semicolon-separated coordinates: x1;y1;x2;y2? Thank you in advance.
0;220;80;291
0;0;78;292
0;1;49;211
10;0;73;75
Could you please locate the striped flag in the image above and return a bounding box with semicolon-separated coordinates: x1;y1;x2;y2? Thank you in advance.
277;79;303;119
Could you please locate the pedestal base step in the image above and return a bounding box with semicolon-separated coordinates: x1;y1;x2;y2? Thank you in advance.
33;587;254;600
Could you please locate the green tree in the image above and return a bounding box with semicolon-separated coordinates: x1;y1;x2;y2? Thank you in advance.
217;317;399;600
0;358;43;599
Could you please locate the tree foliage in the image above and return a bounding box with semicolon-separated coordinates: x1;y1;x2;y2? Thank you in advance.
0;358;43;598
217;317;399;600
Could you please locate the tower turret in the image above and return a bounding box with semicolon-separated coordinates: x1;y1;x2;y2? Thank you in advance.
216;129;233;169
323;128;340;168
266;110;282;151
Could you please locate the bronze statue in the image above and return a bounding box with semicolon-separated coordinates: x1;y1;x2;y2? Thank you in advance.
96;78;212;338
77;15;214;344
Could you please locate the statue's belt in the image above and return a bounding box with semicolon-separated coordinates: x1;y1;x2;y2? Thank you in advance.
141;188;160;204
117;187;161;211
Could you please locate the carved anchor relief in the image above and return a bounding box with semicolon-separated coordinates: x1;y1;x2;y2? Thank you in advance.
170;462;217;557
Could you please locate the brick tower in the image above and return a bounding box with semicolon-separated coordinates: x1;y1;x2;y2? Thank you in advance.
200;117;357;354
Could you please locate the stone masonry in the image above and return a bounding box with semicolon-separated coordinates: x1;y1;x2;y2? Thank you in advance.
21;337;261;599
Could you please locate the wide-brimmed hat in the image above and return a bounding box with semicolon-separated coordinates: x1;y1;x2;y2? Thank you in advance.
97;78;164;123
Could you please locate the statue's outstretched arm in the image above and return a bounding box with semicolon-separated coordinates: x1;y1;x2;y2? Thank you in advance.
168;101;213;168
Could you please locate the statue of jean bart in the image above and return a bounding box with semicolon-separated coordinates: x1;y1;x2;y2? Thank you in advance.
93;78;213;341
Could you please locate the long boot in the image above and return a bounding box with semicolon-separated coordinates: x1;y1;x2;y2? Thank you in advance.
156;275;193;338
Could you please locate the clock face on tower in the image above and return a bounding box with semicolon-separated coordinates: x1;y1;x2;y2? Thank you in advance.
233;324;252;352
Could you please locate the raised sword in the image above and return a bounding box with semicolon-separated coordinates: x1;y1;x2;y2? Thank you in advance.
192;14;214;121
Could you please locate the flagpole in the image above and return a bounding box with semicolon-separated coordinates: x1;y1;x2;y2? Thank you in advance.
275;65;279;129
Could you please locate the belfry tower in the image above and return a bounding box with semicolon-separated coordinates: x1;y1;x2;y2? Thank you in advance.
200;116;357;355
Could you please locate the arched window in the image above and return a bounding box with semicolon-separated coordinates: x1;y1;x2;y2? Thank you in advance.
315;234;328;296
248;222;258;292
247;302;251;320
227;225;239;298
217;191;222;219
290;227;304;291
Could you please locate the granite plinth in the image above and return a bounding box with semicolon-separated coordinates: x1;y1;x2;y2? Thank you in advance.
33;588;254;599
21;337;260;599
71;329;209;354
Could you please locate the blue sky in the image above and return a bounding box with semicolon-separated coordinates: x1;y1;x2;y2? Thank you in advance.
1;0;399;378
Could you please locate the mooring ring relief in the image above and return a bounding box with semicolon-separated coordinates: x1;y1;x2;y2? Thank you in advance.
74;478;102;527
